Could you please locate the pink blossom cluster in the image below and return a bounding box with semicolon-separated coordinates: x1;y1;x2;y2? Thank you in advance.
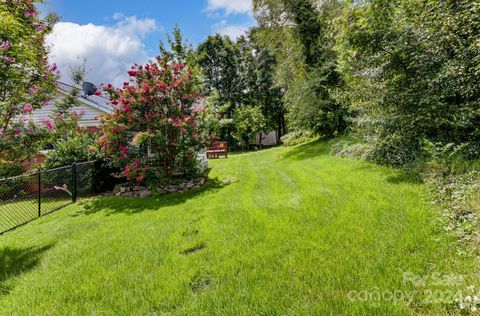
41;118;56;130
0;41;11;51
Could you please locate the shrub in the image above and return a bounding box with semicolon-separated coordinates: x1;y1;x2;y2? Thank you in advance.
43;133;100;169
369;133;423;167
330;136;373;160
98;54;208;185
281;130;315;147
0;160;23;179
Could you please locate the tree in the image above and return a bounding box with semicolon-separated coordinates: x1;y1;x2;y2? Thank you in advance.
253;0;347;139
336;0;480;165
0;0;59;161
249;31;285;143
98;55;207;184
197;34;242;115
233;106;266;146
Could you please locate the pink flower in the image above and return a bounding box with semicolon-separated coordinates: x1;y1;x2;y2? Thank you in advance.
24;7;38;17
0;41;10;51
128;70;137;77
119;145;129;156
167;118;174;125
123;81;129;86
5;56;16;64
94;91;101;96
50;63;57;72
180;128;187;134
134;160;141;167
41;118;56;130
28;85;38;94
33;23;46;31
23;103;33;113
136;176;144;184
55;113;65;121
15;127;22;135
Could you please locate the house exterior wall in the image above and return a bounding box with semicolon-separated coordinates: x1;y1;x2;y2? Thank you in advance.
30;96;106;127
253;131;278;146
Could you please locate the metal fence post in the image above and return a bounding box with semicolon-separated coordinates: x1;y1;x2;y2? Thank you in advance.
72;162;77;203
38;169;41;217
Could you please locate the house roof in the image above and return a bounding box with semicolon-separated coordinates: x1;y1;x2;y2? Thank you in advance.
27;81;114;128
55;81;113;114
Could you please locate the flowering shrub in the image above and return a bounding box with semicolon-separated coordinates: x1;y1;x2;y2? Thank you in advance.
43;133;101;169
98;55;208;185
0;0;58;161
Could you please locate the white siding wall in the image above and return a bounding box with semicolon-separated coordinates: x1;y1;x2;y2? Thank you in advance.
30;95;106;127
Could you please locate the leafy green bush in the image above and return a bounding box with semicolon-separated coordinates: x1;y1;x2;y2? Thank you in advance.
0;160;25;200
0;160;23;179
369;133;424;167
281;130;315;147
44;133;100;169
330;136;373;160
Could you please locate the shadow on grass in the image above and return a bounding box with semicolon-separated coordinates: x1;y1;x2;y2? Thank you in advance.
76;177;232;216
386;172;423;184
0;244;53;296
280;140;330;161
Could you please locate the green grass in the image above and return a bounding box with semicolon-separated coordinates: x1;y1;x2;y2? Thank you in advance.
0;141;478;315
0;197;72;232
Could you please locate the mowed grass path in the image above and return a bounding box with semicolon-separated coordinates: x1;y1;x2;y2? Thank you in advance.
0;141;477;315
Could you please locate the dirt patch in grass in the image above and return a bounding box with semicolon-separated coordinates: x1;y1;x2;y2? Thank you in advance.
180;243;206;255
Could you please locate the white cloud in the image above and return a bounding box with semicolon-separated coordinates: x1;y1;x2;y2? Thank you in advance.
212;20;252;39
46;15;160;87
206;0;252;15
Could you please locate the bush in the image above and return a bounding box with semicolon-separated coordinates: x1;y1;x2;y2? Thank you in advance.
0;160;23;179
98;55;208;186
369;133;423;167
0;160;25;200
281;130;316;147
330;136;373;160
43;133;100;169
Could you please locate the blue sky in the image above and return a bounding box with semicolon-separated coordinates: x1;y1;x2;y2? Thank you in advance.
40;0;255;86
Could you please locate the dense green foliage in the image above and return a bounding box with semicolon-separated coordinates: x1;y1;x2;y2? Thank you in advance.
0;143;478;314
253;0;348;139
0;0;58;161
336;0;480;166
233;106;266;145
43;133;100;169
196;33;285;146
252;0;480;165
98;54;207;185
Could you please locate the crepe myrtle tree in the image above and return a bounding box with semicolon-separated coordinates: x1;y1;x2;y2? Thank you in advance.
97;55;209;185
0;0;59;161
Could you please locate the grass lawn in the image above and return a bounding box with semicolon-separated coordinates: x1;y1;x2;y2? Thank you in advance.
0;197;72;233
0;141;477;315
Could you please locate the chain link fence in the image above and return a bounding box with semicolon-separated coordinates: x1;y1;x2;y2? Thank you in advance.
0;161;96;234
